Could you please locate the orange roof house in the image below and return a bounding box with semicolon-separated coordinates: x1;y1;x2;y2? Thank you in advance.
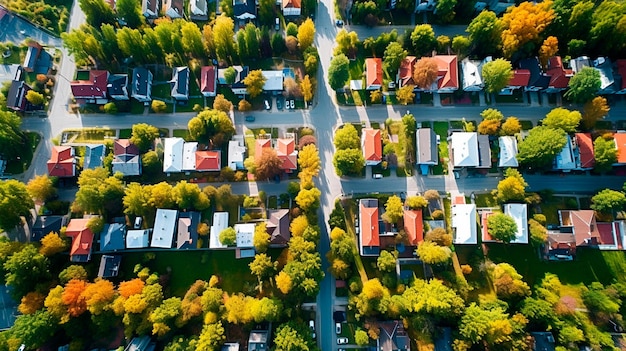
195;151;221;171
614;132;626;164
545;56;573;92
359;199;380;256
65;218;94;262
47;146;76;177
365;58;383;91
559;210;601;247
275;138;298;172
398;56;416;87
282;0;301;16
254;139;272;163
432;55;459;93
403;209;423;246
361;128;382;166
575;133;594;169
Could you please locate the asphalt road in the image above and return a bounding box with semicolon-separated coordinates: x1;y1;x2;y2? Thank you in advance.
0;6;62;46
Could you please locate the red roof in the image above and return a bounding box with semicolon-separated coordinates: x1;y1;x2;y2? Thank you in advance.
546;56;572;89
575;133;594;169
398;56;416;87
276;138;297;171
360;201;379;247
614;133;626;164
561;210;600;246
365;58;383;89
200;66;217;95
65;218;94;259
508;69;530;87
617;60;626;90
195;151;220;171
403;209;423;246
255;139;272;163
433;55;459;90
283;0;301;9
70;70;109;99
47;146;75;177
597;222;617;246
114;139;139;156
362;128;382;163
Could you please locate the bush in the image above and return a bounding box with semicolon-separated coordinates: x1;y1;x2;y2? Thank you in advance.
431;209;444;220
238;99;251;111
103;102;117;114
151;100;167;113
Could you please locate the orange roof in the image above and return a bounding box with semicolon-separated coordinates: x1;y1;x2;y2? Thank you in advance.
614;133;626;164
195;151;220;171
283;0;301;8
276;138;297;171
360;201;379;247
433;55;459;90
399;56;416;87
565;210;601;246
255;139;272;163
362;128;382;162
47;146;75;177
575;133;594;169
365;58;383;89
481;211;495;242
546;56;573;89
65;218;94;258
403;209;423;246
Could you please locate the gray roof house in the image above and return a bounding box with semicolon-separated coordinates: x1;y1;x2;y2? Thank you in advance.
416;128;438;175
131;67;153;103
6;80;31;112
31;215;63;242
125;336;156;351
142;0;161;19
152;209;178;248
100;222;126;251
267;209;290;246
98;254;122;278
248;329;269;351
83;144;106;170
190;0;208;20
477;134;492;169
170;66;190;101
112;139;141;176
377;321;410;351
107;74;129;100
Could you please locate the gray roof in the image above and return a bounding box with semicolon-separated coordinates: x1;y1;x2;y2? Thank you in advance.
31;215;63;241
0;285;18;331
477;134;492;169
267;209;290;245
416;128;438;165
107;74;128;97
170;66;190;99
151;209;178;248
84;144;105;170
100;223;126;251
98;254;121;278
132;67;152;97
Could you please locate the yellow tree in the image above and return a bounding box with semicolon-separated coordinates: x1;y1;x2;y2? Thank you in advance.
39;232;67;256
298;144;321;177
213;94;233;113
18;292;45;315
396;85;415;105
300;75;314;103
83;279;116;315
118;278;145;298
500;1;555;58
26;175;55;203
582;96;610;130
243;69;266;98
275;271;292;294
412;57;439;90
297;18;315;50
290;215;309;237
501;117;521;136
539;36;559;69
45;285;70;323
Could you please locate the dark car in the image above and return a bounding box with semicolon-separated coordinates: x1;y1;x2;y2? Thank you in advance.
245;115;255;122
276;96;284;110
335;19;344;27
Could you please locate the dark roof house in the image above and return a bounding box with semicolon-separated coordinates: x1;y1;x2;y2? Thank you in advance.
131;67;153;103
190;0;208;20
31;215;63;242
267;209;290;246
107;74;129;100
170;66;190;101
98;255;122;278
70;70;109;104
377;321;410;351
177;212;200;249
100;222;126;251
83;144;106;170
6;80;31;112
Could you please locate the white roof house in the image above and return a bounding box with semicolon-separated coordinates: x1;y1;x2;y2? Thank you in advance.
452;204;477;244
498;136;519;168
554;135;576;171
126;229;151;249
504;203;528;244
163;137;185;173
450;132;479;168
151;209;178;248
210;212;229;249
182;142;198;171
228;137;246;170
461;58;484;92
262;70;284;92
234;223;255;248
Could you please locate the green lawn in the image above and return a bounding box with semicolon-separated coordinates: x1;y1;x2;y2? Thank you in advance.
5;132;40;174
175;97;205;112
349;57;365;81
433;122;449;175
65;128;116;142
118;129;132;139
173;129;191;140
474;192;498;207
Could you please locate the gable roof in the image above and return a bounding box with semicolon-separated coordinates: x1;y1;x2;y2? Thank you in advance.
359;199;380;256
23;42;42;72
114;139;139;156
377;321;410;351
126;229;151;249
112;154;141;176
100;223;126;251
559;210;600;246
416;128;438;165
477;134;491;169
200;66;217;96
255;138;272;163
554;134;575;170
229;137;246;170
614;132;626;164
47;146;75;177
70;70;109;99
267;209;290;245
282;0;301;8
433;55;459;91
163;0;184;18
450;132;479;168
546;56;572;89
151;209;178;248
177;212;200;249
84;144;106;170
190;0;208;18
518;57;547;89
31;215;63;242
210;212;229;249
504;203;528;244
276;138;298;170
452;204;477;244
196;151;221;171
170;66;190;99
461;58;483;91
233;0;256;19
131;67;153;100
163;137;185;173
65;218;94;262
575;133;594;169
403;209;423;246
107;74;129;98
508;69;530;87
362;128;382;163
6;80;31;112
498;136;518;168
98;254;122;278
398;56;416;87
182;142;198;171
365;58;383;89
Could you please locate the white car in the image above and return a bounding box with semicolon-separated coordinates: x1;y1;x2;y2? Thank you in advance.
337;337;348;345
335;322;342;334
308;320;316;339
373;174;382;179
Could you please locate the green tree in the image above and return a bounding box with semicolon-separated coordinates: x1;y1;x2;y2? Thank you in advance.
496;168;527;203
542;107;581;132
487;213;518;243
26;90;44;106
79;0;115;28
377;250;397;272
436;0;457;23
482;58;513;94
187;109;235;146
9;310;57;350
410;24;436;56
466;10;501;56
0;111;26;161
591;189;626;214
244;23;260;59
213;15;237;63
582;96;610;130
328;201;347;231
172;181;210;211
334;124;360;150
73;168;125;216
328;54;350;91
253;222;270;253
249;253;276;283
565;66;601;103
593;136;618;173
116;0;144;28
0;180;34;230
382;195;403;224
517;126;567;169
149;297;183;337
130;123;159;153
383;42;407;74
273;323;312;351
355;329;370;346
181;22;205;58
333;149;365;176
196;322;225;351
425;227;452;247
243;69;266;98
334;30;360;58
452;35;471;56
528;219;548;246
4;245;50;299
416;241;451;265
400;278;465;320
405;195;427;209
219;227;236;246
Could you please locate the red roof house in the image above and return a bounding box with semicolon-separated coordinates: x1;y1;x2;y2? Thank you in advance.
65;218;94;262
545;56;573;92
195;151;221;171
614;132;626;164
114;139;140;156
403;209;423;246
398;56;416;88
559;210;600;247
255;138;272;164
616;60;626;94
276;138;298;172
47;146;76;177
359;199;380;256
362;128;382;166
508;69;531;87
575;133;594;169
200;66;217;97
433;55;459;92
70;70;109;104
365;58;383;91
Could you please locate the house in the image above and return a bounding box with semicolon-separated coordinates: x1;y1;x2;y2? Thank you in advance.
31;215;63;242
70;70;109;104
267;209;290;246
365;58;383;91
414;0;435;12
0;284;17;331
531;332;555;351
83;144;106;170
125;336;156;351
47;146;76;177
190;0;208;20
616;59;626;94
398;56;416;88
416;128;438;175
196;151;221;171
234;223;255;248
177;212;200;249
362;128;382;166
200;66;217;97
614;132;626;165
163;137;185;173
432;55;459;93
434;327;453;351
162;0;184;18
477;134;491;169
452;204;477;244
248;330;269;351
498;136;518;168
218;66;249;95
359;199;380;256
282;0;301;16
233;0;256;21
100;222;126;251
594;57;616;94
500;69;530;95
450;132;479;168
255;138;272;164
559;210;600;247
170;66;190;101
575;133;594;170
544;56;572;93
377;321;410;351
228;136;247;170
107;74;129;100
403;209;423;246
65;218;95;262
222;343;240;351
518;57;548;91
6;80;31;112
142;0;161;18
151;209;178;248
126;229;151;249
276;138;298;172
182;142;198;171
570;56;592;73
112;139;141;176
131;67;153;103
504;203;528;244
553;134;576;172
210;212;229;249
460;58;484;92
262;70;284;94
98;255;122;278
22;41;42;73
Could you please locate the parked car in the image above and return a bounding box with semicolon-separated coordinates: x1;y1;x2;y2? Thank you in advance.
276;96;284;110
275;17;280;31
245;115;255;122
337;337;348;345
309;320;315;339
373;174;382;179
134;217;143;229
335;322;342;334
264;98;272;110
335;19;344;27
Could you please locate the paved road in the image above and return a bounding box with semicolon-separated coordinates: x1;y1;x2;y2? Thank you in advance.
345;24;467;40
0;6;62;46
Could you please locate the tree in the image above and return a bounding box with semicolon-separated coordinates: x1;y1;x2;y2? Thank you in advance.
436;0;457;23
466;10;501;56
396;85;415;105
542;107;581;132
482;58;513;94
253;223;270;253
437;35;451;53
9;310;57;350
300;75;314;103
295;187;321;213
74;168;125;216
116;0;144;28
591;189;626;214
0;180;34;230
187;109;235;146
333;149;365;176
212;94;232;113
416;241;451;265
4;245;50;299
103;102;117;114
150;297;182;336
500;1;555;58
424;189;440;200
382;195;403;224
283;77;302;98
383;42;407;74
496;168;527;203
181;22;205;58
334;124;360;150
400;278;465;319
62;279;89;317
0;111;26;161
196;322;225;351
275;271;293;294
26;175;55;202
459;303;522;345
405;196;427;209
355;329;370;346
219;227;237;246
244;23;260;58
517;126;567;169
593;136;617;173
501;117;521;135
273;323;311;351
412;57;439;90
539;36;559;68
213;15;236;63
334;30;359;58
582;96;610;130
59;265;88;284
172;181;210;211
18;291;45;315
25;90;44;106
243;69;266;98
130;123;159;153
151;100;167;113
487;213;518;243
377;250;397;272
328;54;350;91
528;219;548;246
565;66;601;103
79;0;115;28
410;24;436;56
297;19;315;50
249;253;276;284
238;99;251;111
478;119;501;135
83;279;116;315
452;35;471;56
223;67;237;85
425;227;452;247
254;148;282;181
290;216;309;238
39;232;67;256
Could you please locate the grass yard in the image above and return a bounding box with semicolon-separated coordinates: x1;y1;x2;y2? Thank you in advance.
175;97;205;112
433;122;449;175
64;128;116;142
173;129;191;140
118;129;132;139
4;132;40;174
349;57;365;81
536;195;579;225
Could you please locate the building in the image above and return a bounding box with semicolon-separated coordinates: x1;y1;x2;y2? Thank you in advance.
22;41;43;73
531;332;555;351
518;57;548;91
450;132;479;168
200;66;217;97
452;204;477;244
228;136;247;170
553;134;576;172
559;210;600;247
504;203;528;244
498;136;518;168
98;255;122;278
234;223;255;248
267;209;290;246
262;70;284;94
416;128;438;175
112;139;141;176
107;74;129;100
152;209;178;248
248;330;269;351
460;58;485;92
196;151;221;171
377;321;410;351
131;67;153;103
477;134;491;169
398;56;416;88
126;229;151;249
255;138;272;164
218;66;249;95
233;0;256;22
575;133;594;170
403;209;423;246
162;0;184;18
501;69;530;95
282;0;301;16
142;0;161;19
544;56;572;93
163;137;185;173
65;218;95;262
190;0;208;20
614;132;626;165
170;66;190;101
616;59;626;94
222;343;240;351
362;128;382;166
359;199;380;256
177;212;200;249
125;336;156;351
432;55;459;93
31;215;63;242
47;146;76;177
210;212;229;249
276;138;298;172
70;70;109;104
100;222;126;251
83;144;106;170
365;58;383;90
6;80;31;112
182;142;198;171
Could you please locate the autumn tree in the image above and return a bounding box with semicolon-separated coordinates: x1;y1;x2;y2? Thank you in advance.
593;136;617;173
18;291;45;315
333;149;365;176
542;107;581;132
275;271;293;294
482;58;513;94
151;100;167;113
452;35;471;56
0;180;34;230
487;213;518;243
459;303;527;347
196;322;226;350
539;36;559;68
466;10;501;56
354;278;391;317
565;66;601;103
425;227;452;247
377;250;397;272
213;94;233;113
528;219;548;246
249;253;276;284
83;279;116;315
59;265;88;284
150;297;182;337
181;22;205;58
238;99;251;111
253;222;270;253
39;232;67;256
243;69;266;98
297;18;315;50
301;75;314;103
410;24;436;56
254;148;282;181
416;241;451;265
295;187;321;213
328;54;350;91
219;227;237;246
412;57;439;90
517;126;567;169
25;90;44;106
496;168;527;203
187;109;235;146
298;144;321;178
73;167;124;216
79;0;116;28
26;175;56;203
334;124;360;150
501;117;522;136
382;195;404;224
61;279;89;317
405;196;427;209
396;85;415;105
500;1;555;58
213;15;236;63
582;96;610;130
273;323;313;351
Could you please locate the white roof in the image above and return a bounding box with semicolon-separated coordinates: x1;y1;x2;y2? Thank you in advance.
182;142;198;171
554;135;575;170
451;132;479;167
163;138;185;173
461;58;483;90
452;204;477;244
151;209;178;248
228;139;246;167
234;223;255;248
498;136;519;168
210;212;229;249
504;203;528;244
262;70;283;91
126;229;150;248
